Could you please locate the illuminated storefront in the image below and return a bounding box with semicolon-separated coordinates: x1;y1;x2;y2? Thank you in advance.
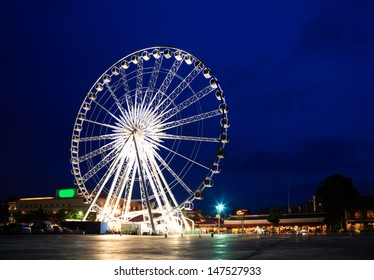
345;209;374;233
224;212;327;234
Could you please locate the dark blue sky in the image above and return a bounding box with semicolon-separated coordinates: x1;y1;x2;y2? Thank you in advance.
1;0;373;214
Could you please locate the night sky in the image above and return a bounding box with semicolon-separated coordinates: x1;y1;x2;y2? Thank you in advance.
1;0;373;214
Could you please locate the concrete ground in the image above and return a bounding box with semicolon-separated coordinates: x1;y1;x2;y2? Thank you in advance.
1;233;374;260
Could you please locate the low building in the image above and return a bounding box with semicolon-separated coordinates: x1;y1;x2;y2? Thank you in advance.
9;188;142;220
186;210;218;233
12;188;97;215
345;195;374;232
224;212;327;234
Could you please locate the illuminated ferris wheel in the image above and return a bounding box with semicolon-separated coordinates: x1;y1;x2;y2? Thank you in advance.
70;46;229;233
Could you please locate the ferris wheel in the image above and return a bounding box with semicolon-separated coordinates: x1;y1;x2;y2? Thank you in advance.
70;46;229;234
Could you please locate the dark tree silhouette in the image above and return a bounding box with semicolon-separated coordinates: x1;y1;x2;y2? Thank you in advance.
0;207;9;224
267;208;282;227
316;174;359;231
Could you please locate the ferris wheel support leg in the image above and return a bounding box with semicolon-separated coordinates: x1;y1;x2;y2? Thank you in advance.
83;203;93;221
133;136;156;234
181;214;192;231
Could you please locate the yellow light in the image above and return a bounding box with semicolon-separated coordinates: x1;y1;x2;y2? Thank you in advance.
19;197;55;201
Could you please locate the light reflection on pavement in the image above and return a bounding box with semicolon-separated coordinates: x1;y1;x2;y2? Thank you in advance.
1;234;374;260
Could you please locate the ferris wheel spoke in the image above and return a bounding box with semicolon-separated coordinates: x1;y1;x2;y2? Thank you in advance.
107;75;123;92
84;136;133;198
149;59;183;111
158;85;215;123
114;156;137;214
117;108;133;131
122;160;137;219
148;153;181;209
143;147;179;215
154;62;204;114
89;172;111;203
155;141;210;170
142;55;163;110
91;99;124;124
133;136;157;231
153;151;193;194
79;133;124;142
83;164;127;222
81;134;133;183
84;118;123;131
157;134;220;143
81;147;120;182
101;146;131;217
78;139;122;163
83;145;125;215
138;176;150;215
135;58;143;108
120;68;133;109
145;154;171;205
104;82;127;117
143;136;163;151
139;154;166;212
159;109;222;132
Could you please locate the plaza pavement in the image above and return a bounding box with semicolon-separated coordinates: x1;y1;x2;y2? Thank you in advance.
0;233;373;260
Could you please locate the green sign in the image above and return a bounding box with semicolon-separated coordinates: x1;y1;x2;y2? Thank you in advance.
58;188;76;198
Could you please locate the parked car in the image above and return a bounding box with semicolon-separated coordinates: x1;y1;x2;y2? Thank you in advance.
6;223;32;234
31;220;54;233
62;227;73;234
53;226;63;233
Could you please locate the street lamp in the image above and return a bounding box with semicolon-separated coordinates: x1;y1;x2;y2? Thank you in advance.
216;203;224;234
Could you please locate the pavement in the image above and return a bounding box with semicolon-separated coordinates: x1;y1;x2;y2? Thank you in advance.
1;233;374;260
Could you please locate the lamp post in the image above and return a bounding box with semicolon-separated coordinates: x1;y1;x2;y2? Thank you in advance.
216;203;224;234
236;209;245;234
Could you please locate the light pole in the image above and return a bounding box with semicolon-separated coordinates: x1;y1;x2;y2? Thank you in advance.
216;203;224;234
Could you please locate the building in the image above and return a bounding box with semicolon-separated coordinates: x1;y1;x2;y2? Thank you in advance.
345;195;374;232
185;210;328;234
186;210;218;233
9;188;142;220
12;188;97;216
224;212;327;234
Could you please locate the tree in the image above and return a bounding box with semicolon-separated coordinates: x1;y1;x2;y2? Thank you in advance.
267;208;282;227
30;208;51;222
11;210;29;223
51;209;69;224
315;174;359;231
0;207;9;223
